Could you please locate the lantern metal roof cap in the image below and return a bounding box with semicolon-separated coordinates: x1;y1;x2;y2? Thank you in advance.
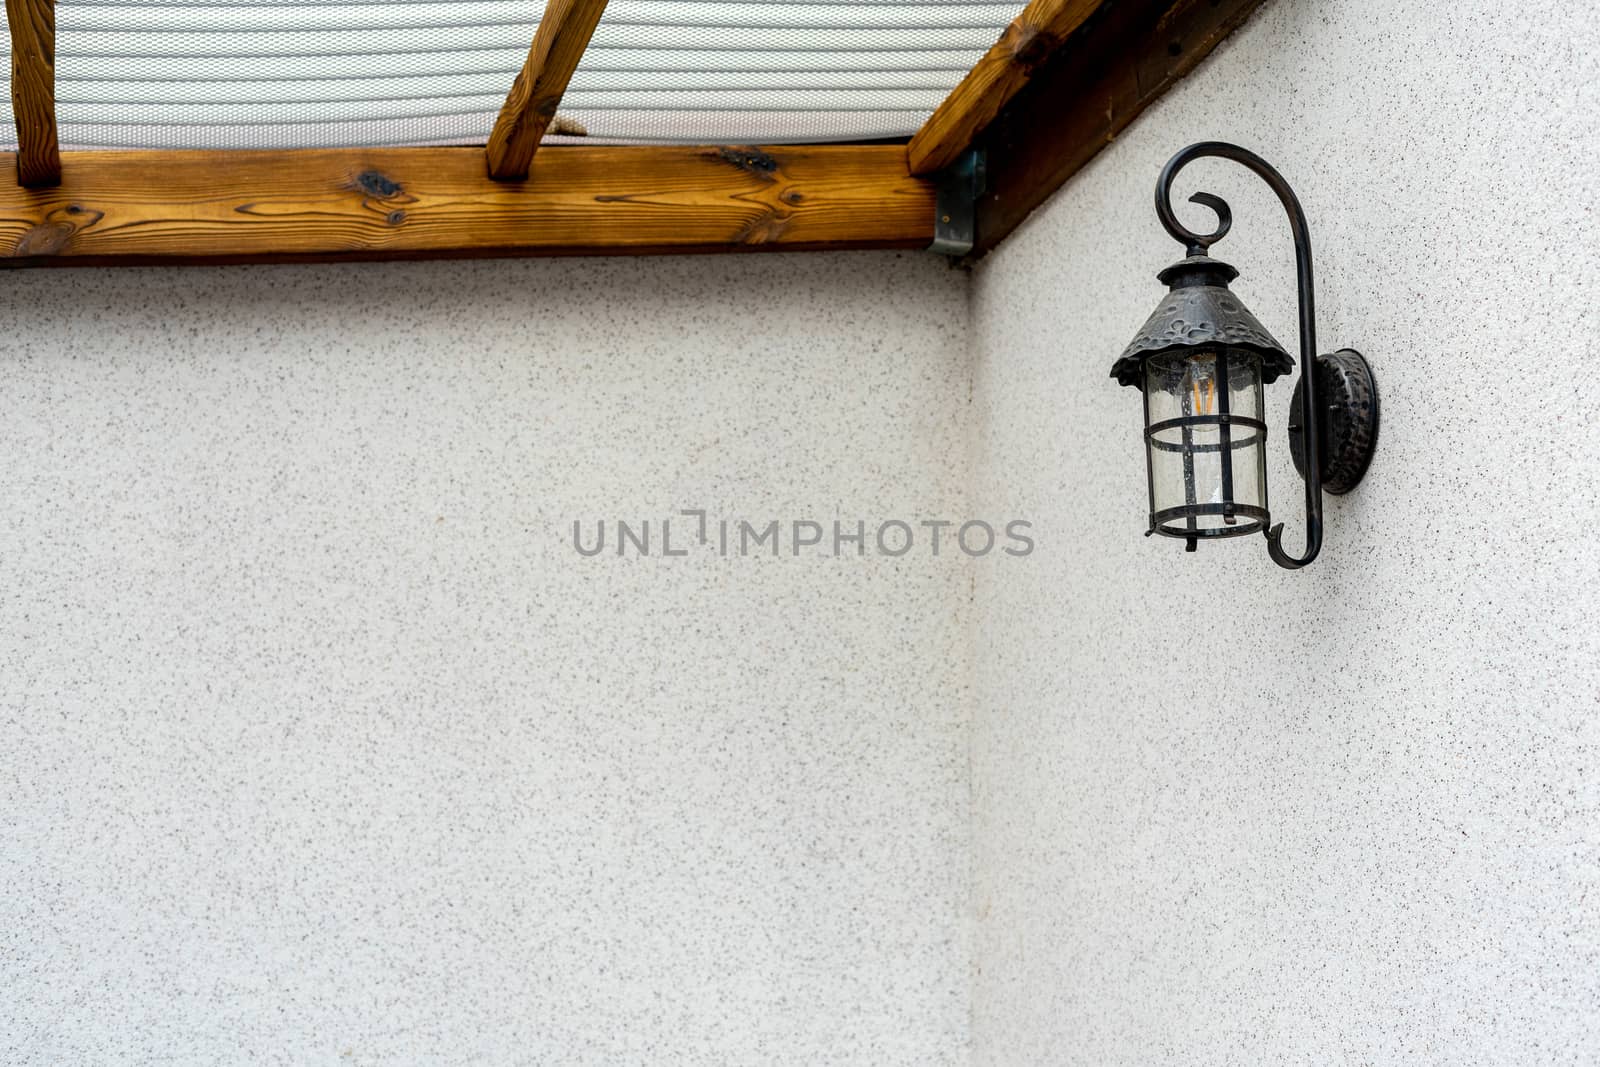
1110;254;1294;388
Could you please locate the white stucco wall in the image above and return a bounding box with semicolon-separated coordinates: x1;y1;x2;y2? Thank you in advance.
969;0;1599;1063
6;3;1600;1060
0;254;974;1065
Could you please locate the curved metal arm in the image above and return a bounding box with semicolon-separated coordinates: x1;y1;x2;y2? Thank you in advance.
1156;142;1322;569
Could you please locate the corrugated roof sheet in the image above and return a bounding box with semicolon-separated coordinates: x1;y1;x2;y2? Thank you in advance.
1;1;1018;149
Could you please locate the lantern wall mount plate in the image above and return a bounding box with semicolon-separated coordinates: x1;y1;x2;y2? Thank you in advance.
1111;141;1379;571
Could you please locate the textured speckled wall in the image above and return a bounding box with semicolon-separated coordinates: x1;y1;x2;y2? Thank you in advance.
0;254;973;1065
969;0;1600;1063
7;5;1598;1061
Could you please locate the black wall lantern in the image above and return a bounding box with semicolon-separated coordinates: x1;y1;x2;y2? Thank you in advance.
1112;142;1378;570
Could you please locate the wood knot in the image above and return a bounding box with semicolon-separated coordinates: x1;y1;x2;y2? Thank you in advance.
355;170;403;199
713;146;780;182
1005;22;1061;69
349;170;418;215
14;221;75;256
12;204;104;257
732;209;790;245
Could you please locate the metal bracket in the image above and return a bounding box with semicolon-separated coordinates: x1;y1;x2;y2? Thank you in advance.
928;149;986;258
1288;348;1380;495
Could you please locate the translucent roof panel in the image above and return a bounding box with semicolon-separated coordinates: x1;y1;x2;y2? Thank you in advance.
0;2;1022;150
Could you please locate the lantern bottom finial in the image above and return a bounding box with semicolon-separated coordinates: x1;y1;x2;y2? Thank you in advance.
1288;348;1379;495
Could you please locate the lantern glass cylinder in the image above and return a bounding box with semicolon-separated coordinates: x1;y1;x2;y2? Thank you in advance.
1143;347;1269;538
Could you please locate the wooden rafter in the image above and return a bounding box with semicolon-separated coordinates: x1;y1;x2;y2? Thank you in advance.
0;0;1259;264
485;0;609;181
970;0;1267;258
907;0;1106;177
0;145;935;266
6;0;61;188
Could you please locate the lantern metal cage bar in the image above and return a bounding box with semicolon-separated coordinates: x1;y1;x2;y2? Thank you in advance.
1142;352;1271;544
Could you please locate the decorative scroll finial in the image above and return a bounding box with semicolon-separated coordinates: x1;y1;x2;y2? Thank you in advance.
1160;190;1232;256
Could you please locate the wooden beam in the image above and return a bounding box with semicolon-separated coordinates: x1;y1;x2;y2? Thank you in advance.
907;0;1106;176
0;144;935;267
486;0;609;181
6;0;61;188
971;0;1268;258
